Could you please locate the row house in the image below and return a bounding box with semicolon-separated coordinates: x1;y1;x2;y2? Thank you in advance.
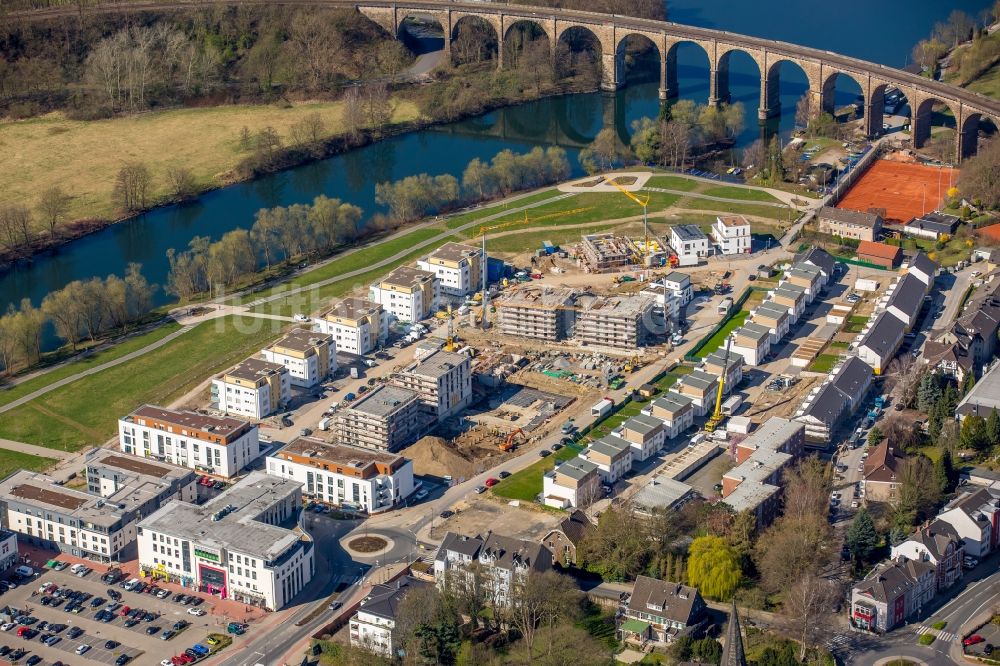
880;273;925;332
856;312;905;375
793;356;873;442
581;435;633;485
751;301;792;346
614;414;666;462
669;370;719;417
728;322;771;366
769;284;808;322
700;350;743;390
642;393;695;439
797;247;837;288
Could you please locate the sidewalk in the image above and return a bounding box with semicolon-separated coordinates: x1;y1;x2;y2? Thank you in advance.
0;437;75;461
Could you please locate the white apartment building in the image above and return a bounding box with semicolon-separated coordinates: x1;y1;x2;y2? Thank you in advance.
434;531;552;607
581;435;633;485
368;266;439;323
350;577;429;656
670;225;711;267
642;393;694;439
0;530;17;575
119;405;260;478
729;323;772;366
542;458;601;509
615;414;666;462
211;358;290;420
266;437;415;513
260;328;337;388
390;350;472;420
712;215;751;255
316;298;388;356
0;456;196;562
137;472;312;611
417;242;483;297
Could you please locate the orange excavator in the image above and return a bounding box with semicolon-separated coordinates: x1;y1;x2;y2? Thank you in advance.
500;428;526;452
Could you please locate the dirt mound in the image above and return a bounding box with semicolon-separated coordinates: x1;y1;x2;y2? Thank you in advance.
404;432;517;480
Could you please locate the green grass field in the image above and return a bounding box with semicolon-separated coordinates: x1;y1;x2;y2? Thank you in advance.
807;353;840;373
0;316;281;451
700;186;782;203
677;198;791;220
643;175;700;191
486;225;621;254
0;323;181;408
443;190;562;230
692;311;750;358
843;315;868;334
0;449;57;477
491;445;580;502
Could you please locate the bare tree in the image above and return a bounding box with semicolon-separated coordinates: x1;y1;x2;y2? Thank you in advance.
782;573;841;660
165;166;197;202
0;205;34;256
341;86;366;139
37;186;72;237
114;162;152;212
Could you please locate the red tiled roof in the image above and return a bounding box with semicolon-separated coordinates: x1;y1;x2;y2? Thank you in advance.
858;241;902;261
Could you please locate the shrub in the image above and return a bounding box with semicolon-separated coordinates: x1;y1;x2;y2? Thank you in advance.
918;633;936;645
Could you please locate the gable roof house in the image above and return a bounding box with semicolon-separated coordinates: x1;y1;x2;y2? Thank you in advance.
904;251;938;289
793;356;872;443
935;487;1000;558
862;440;906;503
881;273;926;331
618;575;706;648
890;520;965;591
434;531;553;606
541;510;593;567
850;557;936;633
856;312;905;375
796;247;837;287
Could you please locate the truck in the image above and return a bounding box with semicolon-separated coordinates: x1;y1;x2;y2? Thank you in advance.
591;398;614;418
318;417;332;431
350;367;361;379
718;298;734;316
722;395;743;416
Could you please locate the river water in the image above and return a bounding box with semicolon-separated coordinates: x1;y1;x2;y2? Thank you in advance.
1;0;991;336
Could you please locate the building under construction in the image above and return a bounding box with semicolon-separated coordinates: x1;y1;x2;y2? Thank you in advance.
495;287;659;350
575;294;659;350
579;233;640;273
495;287;578;342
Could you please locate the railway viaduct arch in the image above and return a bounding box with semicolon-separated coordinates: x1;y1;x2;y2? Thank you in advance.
13;0;1000;161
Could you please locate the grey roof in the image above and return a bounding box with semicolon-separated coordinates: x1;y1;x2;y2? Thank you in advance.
957;360;1000;417
860;312;905;357
702;350;743;372
908;251;939;280
755;302;791;321
829;356;873;399
621;414;664;436
721;600;748;666
819;206;882;227
735;322;771;342
885;274;925;320
672;224;708;241
554;457;599;481
678;370;719;392
346;384;419;417
725;449;793;484
903;519;962;561
721;481;781;512
632;477;694;513
649;393;694;414
627;575;702;625
137;471;302;561
437;531;552;573
792;262;822;278
906;213;959;235
358;576;429;621
853;558;933;605
664;271;691;285
773;284;806;300
589;435;632;458
798;247;836;277
786;267;820;284
797;382;850;427
401;350;468;379
738;417;803;453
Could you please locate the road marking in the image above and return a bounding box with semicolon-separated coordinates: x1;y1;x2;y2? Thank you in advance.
914;625;957;642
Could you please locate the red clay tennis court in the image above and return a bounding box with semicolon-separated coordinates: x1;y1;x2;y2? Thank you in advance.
836;160;960;223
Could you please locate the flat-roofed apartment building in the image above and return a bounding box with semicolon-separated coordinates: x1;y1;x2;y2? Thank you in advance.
0;453;197;562
368;266;439;323
316;298;388;356
670;224;711;267
496;287;577;342
261;328;337;388
119;405;260;478
212;358;290;420
712;215;751;255
266;437;415;513
137;472;312;611
417;242;482;297
335;384;422;452
722;418;805;528
817;206;883;241
575;294;659;350
390;350;472;420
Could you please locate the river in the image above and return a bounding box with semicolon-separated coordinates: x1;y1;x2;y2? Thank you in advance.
1;0;991;344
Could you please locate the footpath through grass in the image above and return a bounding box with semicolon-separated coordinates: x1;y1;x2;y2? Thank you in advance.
444;190;561;230
0;316;280;451
677;197;791;220
0;323;181;409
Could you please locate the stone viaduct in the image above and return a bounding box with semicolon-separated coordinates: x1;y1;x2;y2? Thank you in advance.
12;0;1000;161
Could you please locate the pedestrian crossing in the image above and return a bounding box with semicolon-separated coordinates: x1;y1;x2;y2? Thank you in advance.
915;624;958;642
825;634;851;650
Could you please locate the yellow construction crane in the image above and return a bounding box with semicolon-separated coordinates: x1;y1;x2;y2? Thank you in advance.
606;176;651;259
704;339;731;433
445;305;457;352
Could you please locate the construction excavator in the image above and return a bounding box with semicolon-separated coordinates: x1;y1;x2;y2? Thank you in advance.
704;339;731;433
500;428;526;452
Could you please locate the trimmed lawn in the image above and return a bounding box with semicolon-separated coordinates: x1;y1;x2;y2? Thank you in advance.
255;235;462;316
0;449;57;477
918;445;942;463
677;198;792;220
807;353;840;373
692;311;750;358
843;315;868;334
643;175;700;191
0;316;281;451
585;400;645;442
443;190;561;229
241;226;446;304
0;100;420;224
700;186;781;203
0;323;181;408
491;445;580;502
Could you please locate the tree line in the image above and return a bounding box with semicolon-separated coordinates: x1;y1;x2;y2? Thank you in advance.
621;100;746;172
165;195;362;299
0;263;154;375
910;4;1000;78
375;147;570;224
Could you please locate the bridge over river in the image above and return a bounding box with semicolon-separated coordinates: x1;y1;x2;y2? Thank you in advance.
13;0;1000;160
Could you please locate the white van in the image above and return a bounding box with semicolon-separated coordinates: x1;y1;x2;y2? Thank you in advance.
15;565;33;577
70;563;85;574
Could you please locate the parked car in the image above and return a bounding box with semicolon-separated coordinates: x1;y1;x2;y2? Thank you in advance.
438;510;454;519
75;644;91;655
498;471;511;479
484;478;499;488
67;627;84;639
161;630;176;640
105;640;120;650
187;608;205;617
146;626;161;636
964;635;985;646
